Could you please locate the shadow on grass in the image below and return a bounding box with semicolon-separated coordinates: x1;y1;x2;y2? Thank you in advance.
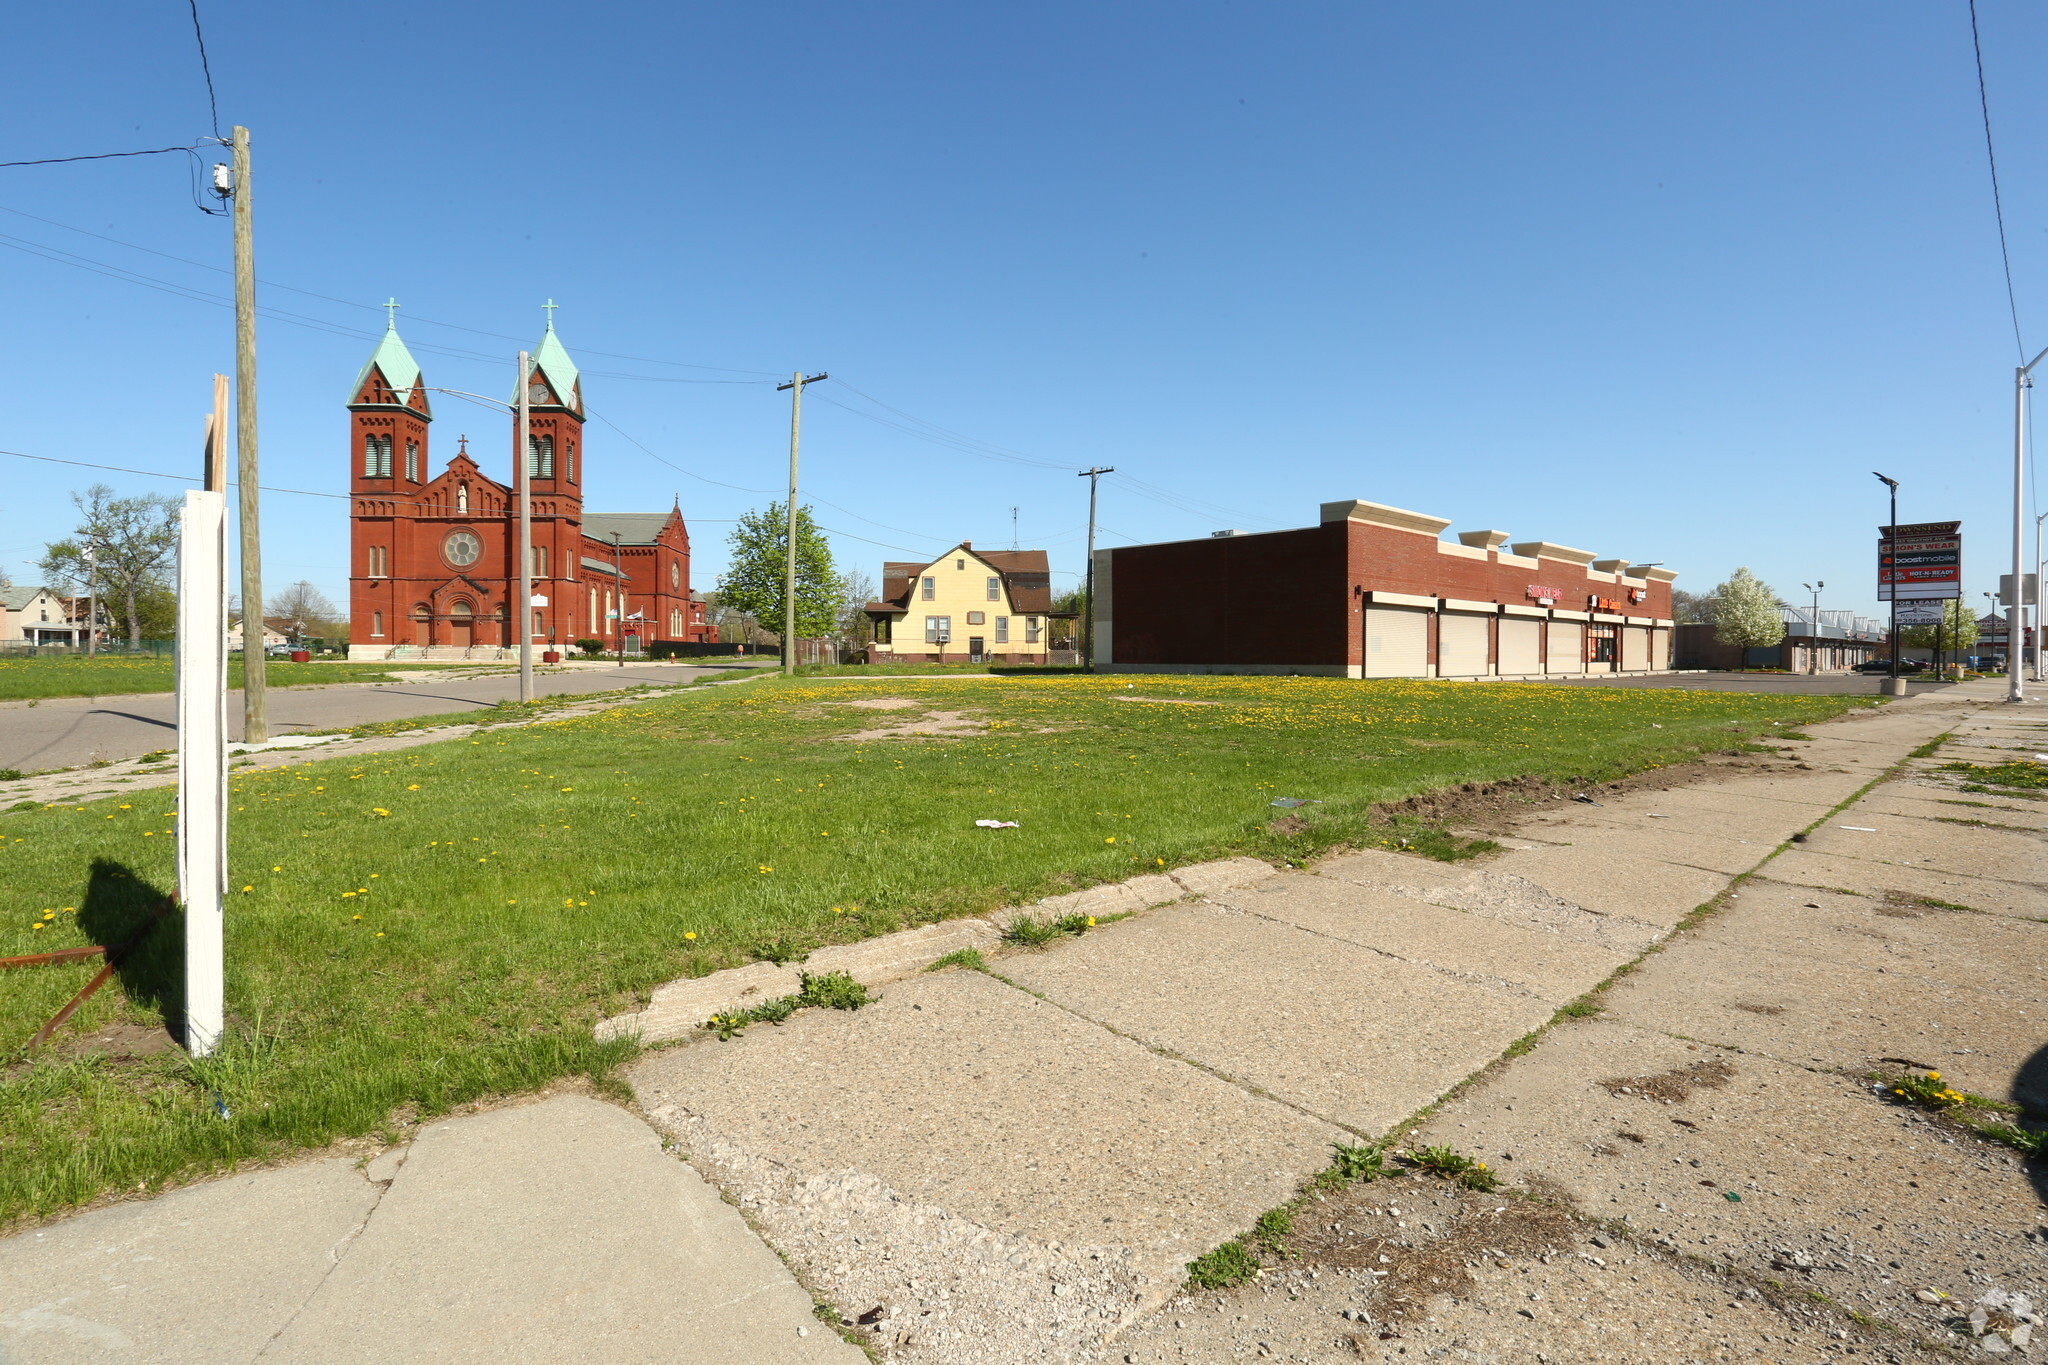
73;856;183;1047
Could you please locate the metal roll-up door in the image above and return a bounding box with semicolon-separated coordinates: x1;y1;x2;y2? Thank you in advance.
1497;618;1540;675
1547;622;1584;673
1438;612;1490;677
1622;626;1650;671
1363;606;1428;678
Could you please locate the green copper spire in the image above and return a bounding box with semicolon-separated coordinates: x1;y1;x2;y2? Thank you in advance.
350;303;426;409
525;300;581;409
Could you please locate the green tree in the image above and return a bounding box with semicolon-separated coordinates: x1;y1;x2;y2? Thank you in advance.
1710;567;1785;669
1900;599;1977;653
268;580;347;641
1670;588;1717;625
39;484;180;648
716;502;838;642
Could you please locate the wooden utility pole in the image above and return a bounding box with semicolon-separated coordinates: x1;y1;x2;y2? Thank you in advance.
231;126;266;741
776;371;828;675
1078;466;1113;669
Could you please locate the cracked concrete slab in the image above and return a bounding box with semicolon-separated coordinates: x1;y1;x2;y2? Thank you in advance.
1595;913;2048;1107
1766;848;2048;919
1475;843;1735;926
1211;871;1627;1002
0;1159;379;1365
260;1095;857;1363
1799;813;2048;883
994;901;1558;1134
1316;848;1664;955
1408;1018;2048;1341
627;968;1343;1364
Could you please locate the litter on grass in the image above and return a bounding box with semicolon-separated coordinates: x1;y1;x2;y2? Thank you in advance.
1269;798;1321;809
1572;794;1600;805
974;819;1020;829
1840;826;1878;832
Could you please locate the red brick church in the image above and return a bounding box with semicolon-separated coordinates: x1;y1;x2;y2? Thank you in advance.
346;308;711;658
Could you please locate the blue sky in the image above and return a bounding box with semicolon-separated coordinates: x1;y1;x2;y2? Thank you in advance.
5;1;2046;619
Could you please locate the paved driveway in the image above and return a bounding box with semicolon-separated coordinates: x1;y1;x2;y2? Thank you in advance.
0;663;759;773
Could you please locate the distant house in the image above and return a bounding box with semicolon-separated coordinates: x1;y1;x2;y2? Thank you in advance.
1;586;98;647
863;543;1078;664
227;617;293;651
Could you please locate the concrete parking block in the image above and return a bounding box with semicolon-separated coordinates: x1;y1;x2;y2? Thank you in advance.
1408;1019;2046;1340
628;969;1342;1363
263;1096;859;1364
1479;844;1734;926
997;902;1556;1134
1213;871;1628;1001
1597;925;2048;1106
1766;849;2048;920
0;1160;379;1365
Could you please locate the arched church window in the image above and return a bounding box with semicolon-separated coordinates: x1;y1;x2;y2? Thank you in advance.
527;435;555;478
670;607;685;636
364;434;392;478
567;443;576;483
412;603;431;620
405;441;420;482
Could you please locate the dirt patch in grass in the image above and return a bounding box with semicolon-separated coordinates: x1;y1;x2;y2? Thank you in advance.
835;697;922;711
1730;1001;1787;1016
835;709;986;741
1599;1056;1736;1103
1266;814;1310;836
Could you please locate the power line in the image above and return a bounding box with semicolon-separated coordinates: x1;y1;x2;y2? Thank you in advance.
187;0;222;141
0;143;210;170
1969;0;2025;360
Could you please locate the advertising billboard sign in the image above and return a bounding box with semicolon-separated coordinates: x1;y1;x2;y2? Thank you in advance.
1878;520;1961;600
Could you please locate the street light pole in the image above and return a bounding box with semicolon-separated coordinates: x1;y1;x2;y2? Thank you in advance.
2034;510;2047;683
2009;347;2048;701
1875;473;1899;686
1802;581;1823;674
613;530;624;666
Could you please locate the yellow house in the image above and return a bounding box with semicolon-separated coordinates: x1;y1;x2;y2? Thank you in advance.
864;543;1078;664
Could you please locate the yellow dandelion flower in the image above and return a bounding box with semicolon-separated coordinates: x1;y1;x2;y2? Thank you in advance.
684;931;697;940
242;885;254;892
1104;836;1115;844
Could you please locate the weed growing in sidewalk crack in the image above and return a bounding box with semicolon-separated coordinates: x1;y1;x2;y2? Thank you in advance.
703;970;874;1040
1186;1239;1260;1290
1001;910;1124;947
1400;1144;1500;1192
925;947;988;973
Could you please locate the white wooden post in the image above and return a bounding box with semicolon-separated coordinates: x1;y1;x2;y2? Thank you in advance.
178;488;229;1056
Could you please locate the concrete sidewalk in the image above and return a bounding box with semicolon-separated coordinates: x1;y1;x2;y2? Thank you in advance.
5;679;2033;1364
0;1095;859;1364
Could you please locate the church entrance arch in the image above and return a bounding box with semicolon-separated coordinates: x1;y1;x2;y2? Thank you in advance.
449;599;475;647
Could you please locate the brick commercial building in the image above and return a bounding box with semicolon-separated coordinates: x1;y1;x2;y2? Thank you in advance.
345;311;711;659
1093;499;1678;678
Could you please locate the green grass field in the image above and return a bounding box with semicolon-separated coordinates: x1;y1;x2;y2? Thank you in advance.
0;654;486;702
0;674;1866;1221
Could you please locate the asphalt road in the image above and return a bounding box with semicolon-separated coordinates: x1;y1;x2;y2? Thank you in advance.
0;663;756;773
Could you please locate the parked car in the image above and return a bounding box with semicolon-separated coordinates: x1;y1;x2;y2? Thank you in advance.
264;642;295;658
1852;658;1926;674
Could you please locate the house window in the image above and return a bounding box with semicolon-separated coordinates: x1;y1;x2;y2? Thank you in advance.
1025;616;1040;644
967;611;985;626
924;615;951;643
987;576;1000;601
921;576;935;601
995;616;1009;643
371;611;384;637
405;441;420;482
956;559;965;571
876;617;892;644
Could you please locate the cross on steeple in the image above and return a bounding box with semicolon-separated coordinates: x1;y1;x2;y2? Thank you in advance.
457;434;469;455
383;298;401;329
542;299;559;328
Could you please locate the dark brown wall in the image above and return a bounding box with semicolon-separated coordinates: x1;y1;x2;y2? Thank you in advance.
1108;527;1349;665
